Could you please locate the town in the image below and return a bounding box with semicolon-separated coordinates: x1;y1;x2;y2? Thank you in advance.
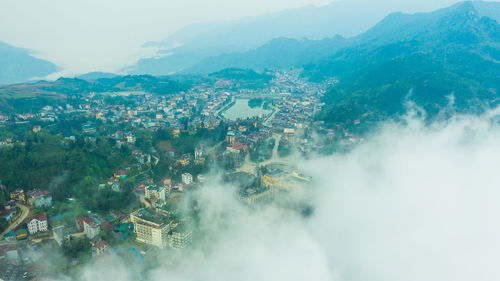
0;69;360;280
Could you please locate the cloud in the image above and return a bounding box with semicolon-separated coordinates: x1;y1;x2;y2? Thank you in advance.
56;109;500;281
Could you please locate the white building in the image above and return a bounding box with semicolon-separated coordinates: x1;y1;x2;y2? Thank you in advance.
130;209;172;249
83;218;100;239
145;185;166;201
181;173;193;185
27;214;48;235
168;224;193;249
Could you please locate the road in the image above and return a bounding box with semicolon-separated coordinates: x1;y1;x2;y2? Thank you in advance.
235;133;287;175
263;107;279;127
0;203;30;238
216;96;235;119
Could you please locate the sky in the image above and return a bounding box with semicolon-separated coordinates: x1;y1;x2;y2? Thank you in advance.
44;106;500;281
0;0;496;76
0;0;331;76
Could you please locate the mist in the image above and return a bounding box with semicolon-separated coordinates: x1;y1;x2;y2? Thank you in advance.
1;0;495;75
44;108;500;281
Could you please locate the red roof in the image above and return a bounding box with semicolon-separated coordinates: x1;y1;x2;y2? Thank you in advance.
28;213;47;222
100;222;111;230
82;217;98;228
94;240;107;249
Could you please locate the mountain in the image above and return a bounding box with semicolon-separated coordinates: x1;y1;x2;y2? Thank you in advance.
184;36;347;74
77;72;118;80
308;1;500;126
0;41;57;85
129;0;462;75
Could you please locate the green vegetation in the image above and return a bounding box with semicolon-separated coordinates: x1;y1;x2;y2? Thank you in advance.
0;75;191;112
0;132;136;211
307;2;500;127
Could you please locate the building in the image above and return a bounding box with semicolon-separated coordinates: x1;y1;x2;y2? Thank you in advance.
2;209;15;221
130;208;172;249
168;224;193;249
83;218;100;239
26;189;52;208
239;185;275;206
33;125;41;133
114;170;127;179
181;173;193;185
27;214;48;235
226;131;235;144
10;188;25;202
92;240;108;257
145;185;166;201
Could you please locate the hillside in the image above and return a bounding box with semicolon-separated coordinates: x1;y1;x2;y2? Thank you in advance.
0;75;191;112
184;36;347;74
0;41;57;85
306;1;500;126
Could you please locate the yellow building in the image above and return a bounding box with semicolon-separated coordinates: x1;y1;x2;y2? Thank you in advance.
240;186;275;205
130;209;172;249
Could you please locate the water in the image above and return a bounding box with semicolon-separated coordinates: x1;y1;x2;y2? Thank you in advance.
222;99;272;121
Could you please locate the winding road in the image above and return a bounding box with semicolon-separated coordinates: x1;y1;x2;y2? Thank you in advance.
0;203;30;239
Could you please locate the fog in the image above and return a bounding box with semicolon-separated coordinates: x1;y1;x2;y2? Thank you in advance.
51;109;500;281
1;0;495;75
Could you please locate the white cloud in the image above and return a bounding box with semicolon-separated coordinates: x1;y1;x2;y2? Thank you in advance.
65;109;500;281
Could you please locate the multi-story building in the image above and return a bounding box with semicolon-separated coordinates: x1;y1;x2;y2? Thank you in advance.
130;208;172;249
26;189;52;208
83;218;100;239
27;214;48;235
168;224;193;249
145;184;166;201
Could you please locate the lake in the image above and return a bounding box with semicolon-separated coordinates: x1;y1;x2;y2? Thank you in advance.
222;98;272;121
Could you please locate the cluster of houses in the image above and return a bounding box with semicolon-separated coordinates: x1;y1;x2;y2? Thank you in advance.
8;188;52;208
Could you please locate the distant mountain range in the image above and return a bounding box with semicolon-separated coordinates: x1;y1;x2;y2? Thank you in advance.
0;42;57;85
128;0;463;75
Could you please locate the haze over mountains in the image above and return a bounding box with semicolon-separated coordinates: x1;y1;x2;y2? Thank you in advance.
0;41;57;85
128;0;464;75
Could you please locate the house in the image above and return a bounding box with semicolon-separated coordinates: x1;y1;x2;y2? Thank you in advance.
2;209;15;221
27;214;48;235
114;170;127;179
82;218;100;239
92;240;108;256
33;125;41;133
181;173;193;185
26;189;52;208
10;188;25;202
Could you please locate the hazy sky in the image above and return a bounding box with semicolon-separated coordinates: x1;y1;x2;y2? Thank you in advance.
0;0;495;76
0;0;331;75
